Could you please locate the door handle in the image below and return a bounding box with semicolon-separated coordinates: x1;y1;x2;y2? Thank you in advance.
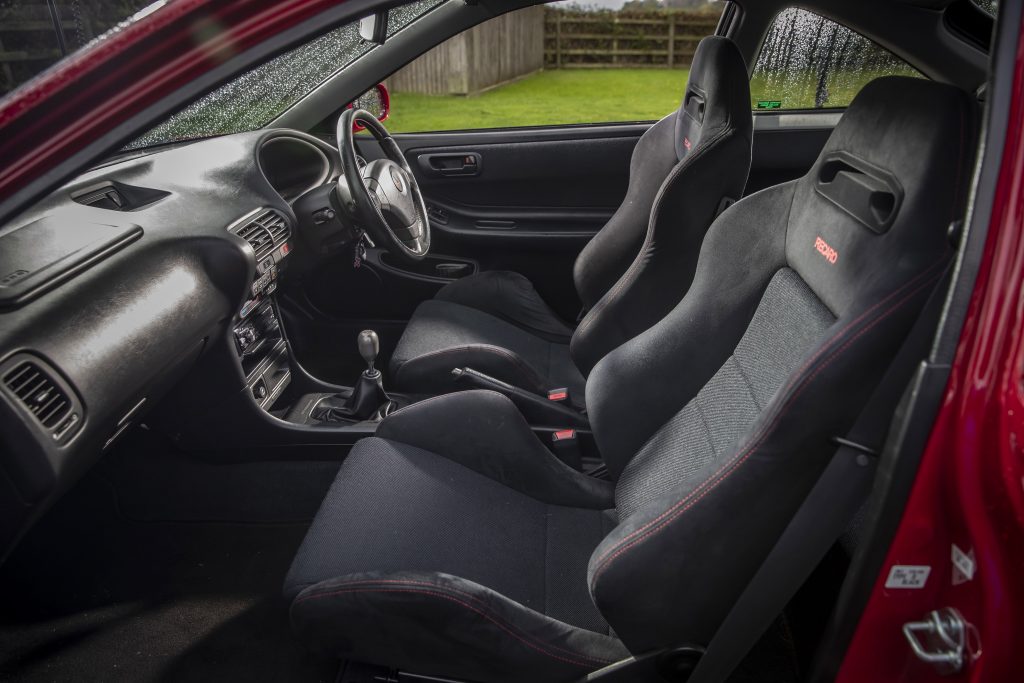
418;152;482;177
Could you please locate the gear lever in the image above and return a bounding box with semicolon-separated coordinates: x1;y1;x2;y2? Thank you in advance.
314;329;390;422
358;329;380;377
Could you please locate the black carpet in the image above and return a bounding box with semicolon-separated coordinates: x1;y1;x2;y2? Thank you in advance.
0;430;340;683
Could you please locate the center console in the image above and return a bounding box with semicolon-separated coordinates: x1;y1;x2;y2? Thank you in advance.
234;300;291;410
156;210;417;455
231;270;407;431
187;211;588;465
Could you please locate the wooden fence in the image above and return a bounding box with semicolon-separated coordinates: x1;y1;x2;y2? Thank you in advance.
388;6;545;96
546;10;721;69
387;7;721;96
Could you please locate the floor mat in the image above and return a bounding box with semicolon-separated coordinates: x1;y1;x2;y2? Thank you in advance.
0;458;338;682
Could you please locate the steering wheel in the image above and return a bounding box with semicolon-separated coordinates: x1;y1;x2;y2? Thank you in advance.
336;108;430;263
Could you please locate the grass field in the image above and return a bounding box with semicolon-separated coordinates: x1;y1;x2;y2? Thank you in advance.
385;67;922;134
386;69;691;133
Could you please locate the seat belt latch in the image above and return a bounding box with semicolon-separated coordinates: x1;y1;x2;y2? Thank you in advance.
548;387;570;403
551;429;582;469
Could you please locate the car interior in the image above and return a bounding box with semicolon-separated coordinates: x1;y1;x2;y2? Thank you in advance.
0;0;1005;681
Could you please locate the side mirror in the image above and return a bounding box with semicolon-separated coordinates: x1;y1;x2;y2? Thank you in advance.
348;83;390;131
359;12;388;45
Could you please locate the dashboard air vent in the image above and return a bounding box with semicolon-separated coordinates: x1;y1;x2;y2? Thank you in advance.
1;356;82;441
75;186;126;211
231;209;291;261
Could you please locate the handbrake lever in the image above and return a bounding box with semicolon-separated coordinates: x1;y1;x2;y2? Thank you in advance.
451;367;590;429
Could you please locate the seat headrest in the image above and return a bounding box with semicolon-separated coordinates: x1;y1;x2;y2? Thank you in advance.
786;76;977;315
674;36;752;161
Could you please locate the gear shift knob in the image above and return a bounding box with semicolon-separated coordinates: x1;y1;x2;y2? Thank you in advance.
358;329;380;375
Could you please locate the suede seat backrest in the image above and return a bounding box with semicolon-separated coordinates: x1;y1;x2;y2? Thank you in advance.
571;37;752;317
583;77;977;652
569;37;752;374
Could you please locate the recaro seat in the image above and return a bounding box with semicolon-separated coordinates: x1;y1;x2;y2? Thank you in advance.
284;77;976;682
389;37;752;403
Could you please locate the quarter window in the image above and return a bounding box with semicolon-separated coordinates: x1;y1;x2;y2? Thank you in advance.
750;8;924;111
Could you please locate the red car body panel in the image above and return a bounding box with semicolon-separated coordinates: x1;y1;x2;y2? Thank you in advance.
0;1;1020;680
837;14;1024;682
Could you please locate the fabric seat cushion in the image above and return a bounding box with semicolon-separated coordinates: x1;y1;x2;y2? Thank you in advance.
285;436;615;633
286;436;627;681
390;298;586;400
434;270;574;341
614;267;835;518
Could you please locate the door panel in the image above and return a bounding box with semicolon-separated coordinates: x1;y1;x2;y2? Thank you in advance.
356;123;649;317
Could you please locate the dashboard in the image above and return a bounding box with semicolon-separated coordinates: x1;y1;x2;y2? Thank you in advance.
0;129;345;558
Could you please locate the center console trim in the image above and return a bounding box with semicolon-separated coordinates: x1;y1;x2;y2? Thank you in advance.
246;340;291;410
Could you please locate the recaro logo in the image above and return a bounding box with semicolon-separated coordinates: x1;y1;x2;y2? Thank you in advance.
815;236;838;265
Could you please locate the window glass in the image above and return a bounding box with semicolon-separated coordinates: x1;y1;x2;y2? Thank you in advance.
385;2;724;134
0;0;155;98
750;8;924;111
971;0;997;15
127;0;443;150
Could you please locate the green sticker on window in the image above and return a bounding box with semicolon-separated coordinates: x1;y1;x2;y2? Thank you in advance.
757;100;783;110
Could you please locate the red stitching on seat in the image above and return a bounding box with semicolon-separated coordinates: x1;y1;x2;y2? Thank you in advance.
590;263;945;585
295;580;615;668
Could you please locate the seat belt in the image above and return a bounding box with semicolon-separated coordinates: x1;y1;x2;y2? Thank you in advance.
686;266;952;683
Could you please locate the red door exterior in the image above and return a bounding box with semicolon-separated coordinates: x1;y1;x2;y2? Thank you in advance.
837;13;1024;681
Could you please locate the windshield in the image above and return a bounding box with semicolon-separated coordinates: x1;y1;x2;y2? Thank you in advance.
125;0;442;150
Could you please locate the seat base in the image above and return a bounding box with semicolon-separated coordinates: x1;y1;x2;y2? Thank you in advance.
285;392;627;683
390;271;586;404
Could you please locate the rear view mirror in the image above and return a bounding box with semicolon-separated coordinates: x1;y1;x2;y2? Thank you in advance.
359;12;388;45
347;83;391;132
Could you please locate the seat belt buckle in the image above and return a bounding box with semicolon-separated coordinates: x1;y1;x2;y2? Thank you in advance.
547;387;570;403
551;428;582;470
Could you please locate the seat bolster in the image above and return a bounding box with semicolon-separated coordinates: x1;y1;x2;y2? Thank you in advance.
291;570;628;683
377;390;614;509
571;131;753;376
573;115;680;310
436;270;574;342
